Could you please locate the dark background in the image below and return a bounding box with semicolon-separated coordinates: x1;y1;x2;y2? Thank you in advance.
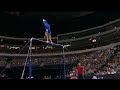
0;11;120;38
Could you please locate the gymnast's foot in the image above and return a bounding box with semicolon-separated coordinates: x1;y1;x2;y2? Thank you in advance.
46;41;49;43
50;41;53;44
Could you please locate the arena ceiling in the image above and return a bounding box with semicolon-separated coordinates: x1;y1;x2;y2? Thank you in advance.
2;11;94;21
0;11;120;38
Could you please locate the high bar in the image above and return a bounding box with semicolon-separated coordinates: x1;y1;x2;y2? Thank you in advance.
32;38;64;47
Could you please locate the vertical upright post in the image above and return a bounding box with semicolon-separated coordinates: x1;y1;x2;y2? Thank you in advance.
64;62;66;79
29;38;33;79
29;59;32;79
62;46;66;79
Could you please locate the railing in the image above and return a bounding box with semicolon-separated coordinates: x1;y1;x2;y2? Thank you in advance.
0;35;57;41
57;18;120;41
58;26;120;43
0;41;120;57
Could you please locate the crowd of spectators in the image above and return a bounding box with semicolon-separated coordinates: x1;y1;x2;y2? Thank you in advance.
0;44;120;79
66;45;120;79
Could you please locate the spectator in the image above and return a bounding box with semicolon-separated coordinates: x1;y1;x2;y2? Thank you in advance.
77;63;84;79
